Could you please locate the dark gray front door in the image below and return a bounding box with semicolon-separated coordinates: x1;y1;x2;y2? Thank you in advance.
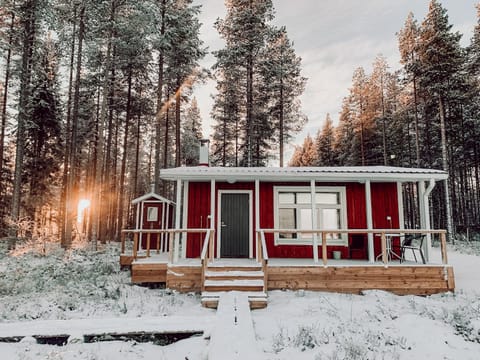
220;193;249;258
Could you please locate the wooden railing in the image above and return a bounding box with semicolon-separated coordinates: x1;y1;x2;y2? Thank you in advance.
200;229;215;292
258;229;448;266
257;231;269;292
121;228;211;263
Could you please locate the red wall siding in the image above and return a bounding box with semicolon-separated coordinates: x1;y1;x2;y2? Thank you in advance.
186;182;211;257
140;199;169;249
185;180;400;260
372;182;400;257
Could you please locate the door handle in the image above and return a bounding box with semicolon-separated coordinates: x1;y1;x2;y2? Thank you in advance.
221;222;227;227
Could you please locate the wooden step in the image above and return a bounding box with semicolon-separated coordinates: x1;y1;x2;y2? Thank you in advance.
205;270;264;281
201;291;268;309
204;279;264;292
206;266;262;272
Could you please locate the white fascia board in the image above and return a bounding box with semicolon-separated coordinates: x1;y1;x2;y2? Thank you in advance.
159;167;448;183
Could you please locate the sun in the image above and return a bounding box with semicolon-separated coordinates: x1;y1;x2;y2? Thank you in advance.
77;199;91;224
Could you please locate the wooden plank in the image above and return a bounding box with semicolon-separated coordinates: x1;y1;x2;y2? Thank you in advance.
447;267;455;291
265;265;452;295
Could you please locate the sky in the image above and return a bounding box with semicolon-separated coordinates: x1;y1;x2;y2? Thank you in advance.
191;0;478;162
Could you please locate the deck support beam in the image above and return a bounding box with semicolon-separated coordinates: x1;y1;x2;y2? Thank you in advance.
174;179;182;263
365;180;374;263
310;180;319;263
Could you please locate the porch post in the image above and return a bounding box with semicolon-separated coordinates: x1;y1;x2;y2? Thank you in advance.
139;201;145;250
255;179;260;262
210;179;216;257
310;180;319;263
418;181;426;230
397;182;404;231
161;202;166;252
423;179;435;262
181;181;189;258
365;180;374;263
174;179;182;263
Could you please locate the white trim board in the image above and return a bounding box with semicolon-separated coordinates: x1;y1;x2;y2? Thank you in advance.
217;190;254;259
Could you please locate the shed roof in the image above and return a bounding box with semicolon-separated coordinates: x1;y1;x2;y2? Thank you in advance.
159;166;448;182
131;191;173;205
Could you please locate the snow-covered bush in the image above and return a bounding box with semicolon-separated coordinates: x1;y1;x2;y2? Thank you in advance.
0;243;201;321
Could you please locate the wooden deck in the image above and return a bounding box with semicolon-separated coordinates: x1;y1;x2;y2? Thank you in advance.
125;256;455;297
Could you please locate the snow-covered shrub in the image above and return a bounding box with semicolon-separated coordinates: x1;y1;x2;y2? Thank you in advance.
271;326;288;353
292;324;319;350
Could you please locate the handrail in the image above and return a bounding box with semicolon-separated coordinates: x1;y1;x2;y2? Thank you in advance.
260;231;268;261
258;228;448;266
200;229;212;293
258;230;269;293
122;228;210;263
200;229;211;261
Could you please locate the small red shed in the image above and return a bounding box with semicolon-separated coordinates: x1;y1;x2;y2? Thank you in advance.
159;166;447;264
131;186;174;251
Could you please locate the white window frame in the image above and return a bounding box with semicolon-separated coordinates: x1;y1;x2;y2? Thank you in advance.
273;186;348;246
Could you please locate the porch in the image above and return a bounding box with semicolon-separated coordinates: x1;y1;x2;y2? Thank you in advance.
120;228;455;308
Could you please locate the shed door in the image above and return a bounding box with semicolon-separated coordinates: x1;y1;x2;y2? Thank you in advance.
220;193;249;258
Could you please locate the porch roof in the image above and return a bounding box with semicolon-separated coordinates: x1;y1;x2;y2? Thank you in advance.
159;166;448;183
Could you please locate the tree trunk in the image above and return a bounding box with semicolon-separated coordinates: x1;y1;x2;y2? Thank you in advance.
0;7;15;184
412;77;421;167
279;76;284;167
175;79;181;167
64;4;85;248
438;96;454;242
154;0;166;192
116;67;133;241
11;0;37;234
91;0;115;249
60;4;77;245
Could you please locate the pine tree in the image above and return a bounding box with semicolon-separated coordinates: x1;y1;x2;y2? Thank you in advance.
182;98;203;166
260;26;307;166
417;0;465;239
24;35;63;230
289;135;317;167
315;114;336;166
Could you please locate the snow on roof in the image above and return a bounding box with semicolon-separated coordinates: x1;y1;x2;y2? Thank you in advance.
159;166;448;182
131;191;173;204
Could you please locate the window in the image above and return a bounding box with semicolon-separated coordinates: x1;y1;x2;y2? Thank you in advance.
274;186;347;245
147;206;158;222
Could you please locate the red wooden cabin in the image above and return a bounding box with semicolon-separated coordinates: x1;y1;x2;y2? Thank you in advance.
160;166;447;263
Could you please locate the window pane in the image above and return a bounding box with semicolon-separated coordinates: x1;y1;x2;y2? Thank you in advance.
299;208;312;239
322;208;340;240
296;193;311;204
147;207;158;221
279;208;296;238
316;192;339;204
279;193;295;204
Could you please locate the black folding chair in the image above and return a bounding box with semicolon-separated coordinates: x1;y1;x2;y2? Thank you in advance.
400;234;426;264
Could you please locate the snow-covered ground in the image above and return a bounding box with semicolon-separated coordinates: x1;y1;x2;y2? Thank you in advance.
0;241;479;359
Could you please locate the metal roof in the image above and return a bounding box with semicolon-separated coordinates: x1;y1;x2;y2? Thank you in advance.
159;166;448;182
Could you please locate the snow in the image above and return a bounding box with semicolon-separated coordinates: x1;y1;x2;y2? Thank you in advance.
1;241;480;359
208;292;263;359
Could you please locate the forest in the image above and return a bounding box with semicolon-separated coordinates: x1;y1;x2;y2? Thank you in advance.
0;0;306;247
291;2;480;238
0;0;479;247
